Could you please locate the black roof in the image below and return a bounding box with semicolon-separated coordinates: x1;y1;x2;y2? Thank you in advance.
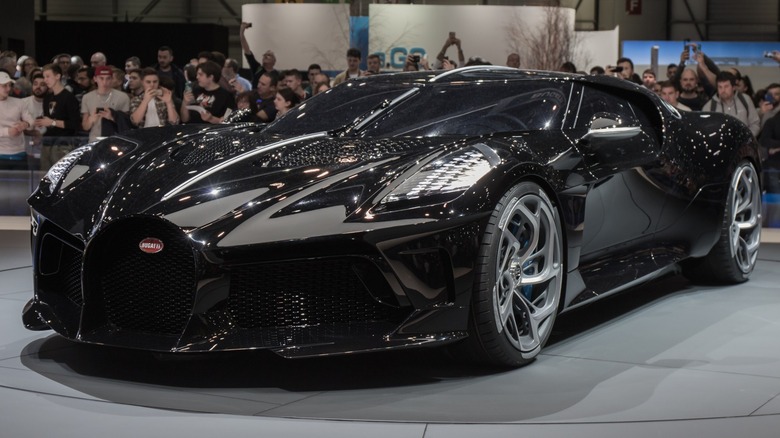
349;66;654;98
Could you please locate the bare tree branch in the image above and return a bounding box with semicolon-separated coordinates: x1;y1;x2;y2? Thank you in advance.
505;6;590;72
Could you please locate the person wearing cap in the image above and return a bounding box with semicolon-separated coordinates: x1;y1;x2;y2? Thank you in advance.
33;63;81;171
0;71;35;169
81;65;130;141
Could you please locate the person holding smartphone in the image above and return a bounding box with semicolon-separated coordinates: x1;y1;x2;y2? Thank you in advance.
605;58;641;84
676;42;720;98
758;83;780;128
436;32;465;68
129;68;179;127
81;65;130;141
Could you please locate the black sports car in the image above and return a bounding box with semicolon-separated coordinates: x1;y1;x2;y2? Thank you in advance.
23;67;762;367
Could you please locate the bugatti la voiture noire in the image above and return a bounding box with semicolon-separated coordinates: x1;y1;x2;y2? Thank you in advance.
23;67;762;367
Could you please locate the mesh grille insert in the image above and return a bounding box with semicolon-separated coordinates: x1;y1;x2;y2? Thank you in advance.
227;258;407;329
267;138;427;168
178;134;257;165
84;218;197;335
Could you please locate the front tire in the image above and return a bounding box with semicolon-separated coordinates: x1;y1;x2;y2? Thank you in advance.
464;182;564;367
683;160;762;283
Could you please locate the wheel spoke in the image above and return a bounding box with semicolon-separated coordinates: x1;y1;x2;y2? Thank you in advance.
498;228;521;273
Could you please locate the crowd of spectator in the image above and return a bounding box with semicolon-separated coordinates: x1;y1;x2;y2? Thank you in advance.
3;32;780;190
583;44;780;192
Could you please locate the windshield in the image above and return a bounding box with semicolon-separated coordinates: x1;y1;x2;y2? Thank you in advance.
264;79;570;138
263;82;413;136
363;82;570;137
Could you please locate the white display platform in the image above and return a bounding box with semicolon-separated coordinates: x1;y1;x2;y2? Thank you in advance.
2;227;780;438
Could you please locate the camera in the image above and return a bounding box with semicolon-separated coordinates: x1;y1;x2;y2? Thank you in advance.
412;55;420;63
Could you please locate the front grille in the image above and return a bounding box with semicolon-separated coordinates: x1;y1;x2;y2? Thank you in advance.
227;258;408;329
83;217;197;335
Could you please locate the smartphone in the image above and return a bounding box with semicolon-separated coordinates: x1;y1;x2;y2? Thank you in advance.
412;55;420;63
683;38;690;50
765;92;775;104
184;81;193;93
449;31;456;38
96;107;105;113
612;66;624;73
695;43;702;54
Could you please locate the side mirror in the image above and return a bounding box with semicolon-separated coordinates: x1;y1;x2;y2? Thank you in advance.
583;115;642;141
590;116;621;130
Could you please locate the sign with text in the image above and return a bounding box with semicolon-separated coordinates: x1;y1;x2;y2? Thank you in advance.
240;4;618;73
626;0;642;15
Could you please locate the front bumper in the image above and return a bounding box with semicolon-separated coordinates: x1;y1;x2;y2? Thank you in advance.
24;214;484;357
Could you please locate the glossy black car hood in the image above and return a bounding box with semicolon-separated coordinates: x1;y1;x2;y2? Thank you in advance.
29;124;472;243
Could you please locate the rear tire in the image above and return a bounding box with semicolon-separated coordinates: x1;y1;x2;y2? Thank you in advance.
460;181;564;367
683;160;761;284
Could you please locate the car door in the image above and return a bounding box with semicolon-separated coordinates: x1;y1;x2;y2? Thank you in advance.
566;84;669;287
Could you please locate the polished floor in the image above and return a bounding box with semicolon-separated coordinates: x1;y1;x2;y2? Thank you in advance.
2;223;780;437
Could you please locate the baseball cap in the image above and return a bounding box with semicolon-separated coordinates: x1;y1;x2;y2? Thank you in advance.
0;71;15;85
94;65;113;77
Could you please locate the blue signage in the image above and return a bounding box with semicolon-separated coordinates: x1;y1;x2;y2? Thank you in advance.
622;40;780;67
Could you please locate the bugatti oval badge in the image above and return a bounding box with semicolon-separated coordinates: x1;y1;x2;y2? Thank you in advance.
139;238;164;254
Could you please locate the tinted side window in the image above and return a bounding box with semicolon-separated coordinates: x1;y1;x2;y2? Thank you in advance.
574;86;639;130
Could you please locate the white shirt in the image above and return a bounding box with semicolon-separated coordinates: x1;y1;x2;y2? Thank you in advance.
0;96;35;155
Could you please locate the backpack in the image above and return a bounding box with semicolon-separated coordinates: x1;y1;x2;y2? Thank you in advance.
709;92;751;113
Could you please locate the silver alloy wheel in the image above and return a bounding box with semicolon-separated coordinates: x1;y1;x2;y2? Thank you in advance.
492;190;562;358
729;163;762;274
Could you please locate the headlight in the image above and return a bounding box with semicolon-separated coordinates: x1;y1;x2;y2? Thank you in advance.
43;144;93;194
381;144;500;204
